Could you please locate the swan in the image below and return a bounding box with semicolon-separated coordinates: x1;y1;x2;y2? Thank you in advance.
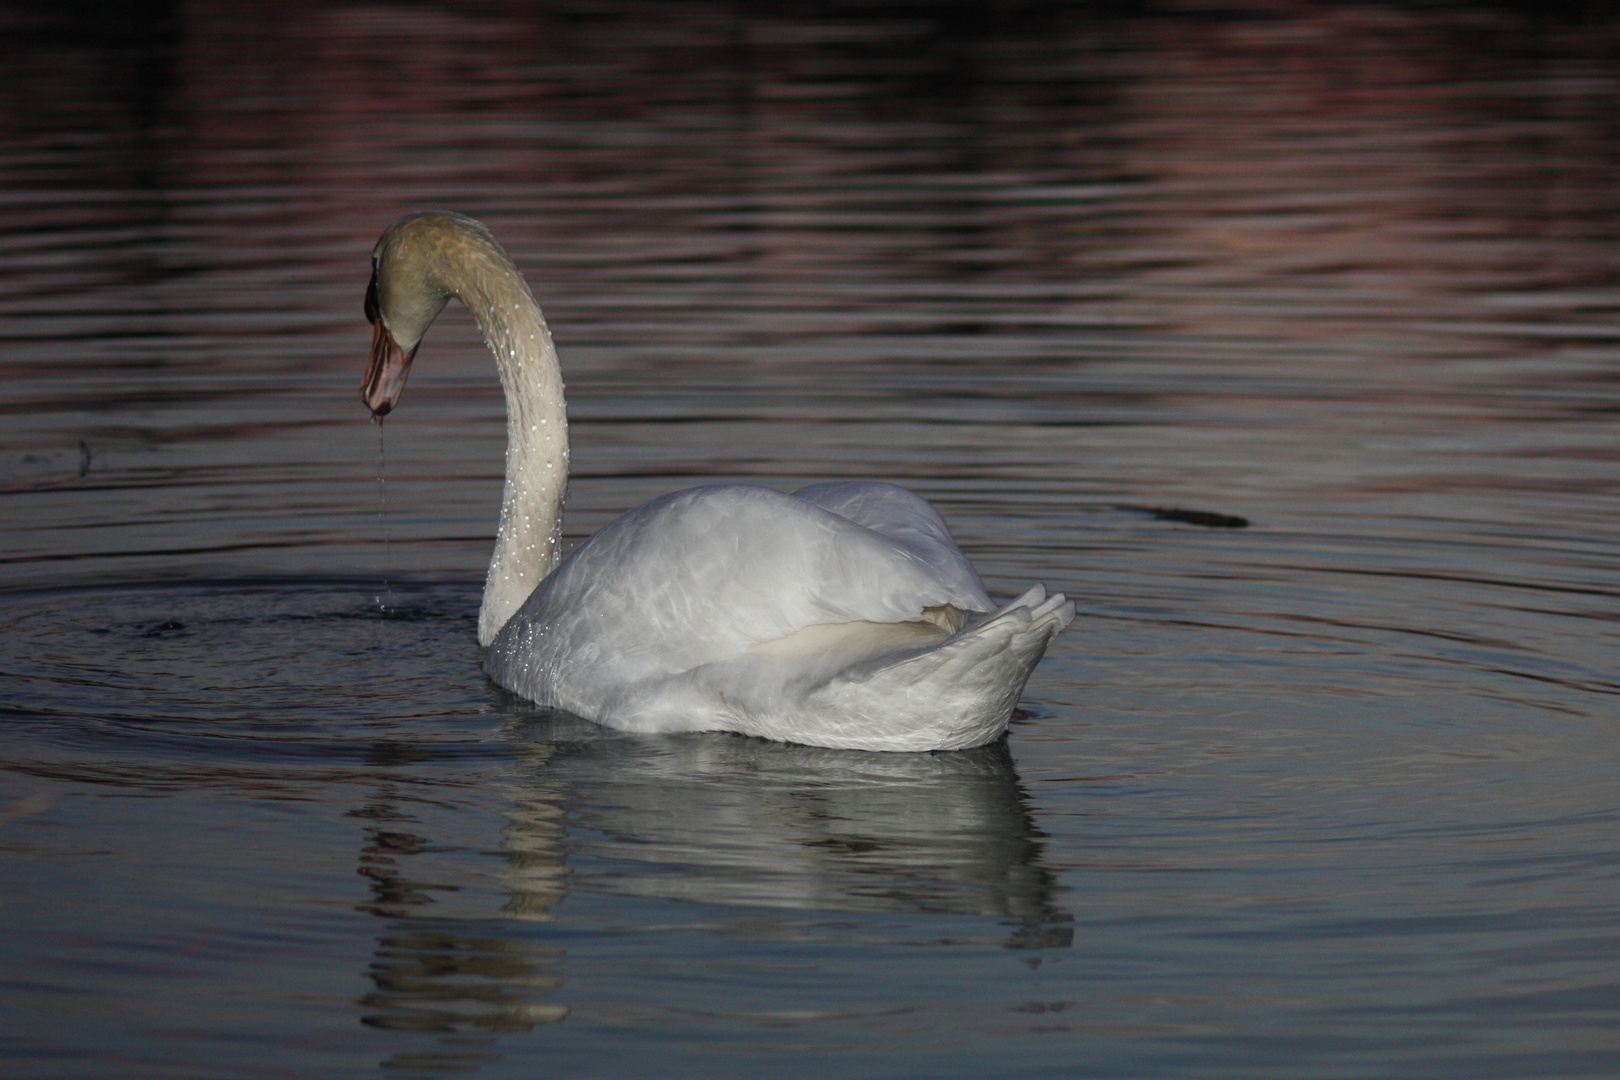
361;210;1073;752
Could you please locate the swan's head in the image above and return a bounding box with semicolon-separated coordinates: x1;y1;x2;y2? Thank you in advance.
361;211;506;416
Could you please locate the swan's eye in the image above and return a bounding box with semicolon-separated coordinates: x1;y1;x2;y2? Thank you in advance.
364;269;380;324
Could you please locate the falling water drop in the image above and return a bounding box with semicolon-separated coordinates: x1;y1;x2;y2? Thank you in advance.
374;415;393;614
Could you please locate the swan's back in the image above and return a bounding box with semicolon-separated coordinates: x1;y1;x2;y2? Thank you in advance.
487;482;973;680
483;481;1071;750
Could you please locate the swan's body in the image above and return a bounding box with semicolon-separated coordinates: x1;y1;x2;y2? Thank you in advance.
363;211;1073;752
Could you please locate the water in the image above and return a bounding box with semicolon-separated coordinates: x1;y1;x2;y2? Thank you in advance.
2;2;1618;1076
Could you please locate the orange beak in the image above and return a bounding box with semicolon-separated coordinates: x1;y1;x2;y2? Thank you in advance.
361;320;416;417
360;269;416;416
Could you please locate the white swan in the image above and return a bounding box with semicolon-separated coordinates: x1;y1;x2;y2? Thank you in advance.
361;211;1073;751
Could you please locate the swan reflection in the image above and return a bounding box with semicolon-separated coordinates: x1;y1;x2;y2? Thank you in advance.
497;710;1072;945
355;713;1069;1063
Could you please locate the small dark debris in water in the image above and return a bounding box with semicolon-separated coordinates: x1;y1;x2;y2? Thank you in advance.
79;439;92;477
1119;504;1249;529
1012;1000;1071;1014
141;619;187;637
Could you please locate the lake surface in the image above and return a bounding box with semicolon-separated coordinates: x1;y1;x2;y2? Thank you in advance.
2;2;1618;1077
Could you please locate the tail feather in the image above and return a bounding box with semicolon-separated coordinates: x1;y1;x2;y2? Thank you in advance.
786;582;1071;751
1030;590;1074;631
979;583;1074;634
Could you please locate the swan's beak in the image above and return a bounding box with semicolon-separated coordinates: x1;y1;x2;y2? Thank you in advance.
361;320;417;416
361;270;418;416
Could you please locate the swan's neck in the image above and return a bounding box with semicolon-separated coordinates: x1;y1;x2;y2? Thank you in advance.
465;271;568;647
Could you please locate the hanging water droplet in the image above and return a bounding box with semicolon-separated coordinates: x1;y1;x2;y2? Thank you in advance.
375;421;393;615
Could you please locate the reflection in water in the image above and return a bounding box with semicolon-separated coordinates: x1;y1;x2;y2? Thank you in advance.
351;714;1069;1067
499;712;1071;948
350;766;569;1060
363;926;565;1034
496;739;571;924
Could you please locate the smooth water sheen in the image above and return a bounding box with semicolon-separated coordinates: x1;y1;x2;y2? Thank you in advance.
2;3;1618;1078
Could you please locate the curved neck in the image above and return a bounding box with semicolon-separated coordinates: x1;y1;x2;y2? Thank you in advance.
457;264;568;647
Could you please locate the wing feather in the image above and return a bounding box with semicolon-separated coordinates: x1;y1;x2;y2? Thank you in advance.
485;483;993;713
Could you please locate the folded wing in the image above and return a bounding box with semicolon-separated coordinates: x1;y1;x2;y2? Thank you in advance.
485;483;995;715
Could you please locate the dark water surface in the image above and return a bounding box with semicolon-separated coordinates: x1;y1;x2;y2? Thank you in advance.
3;2;1619;1077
